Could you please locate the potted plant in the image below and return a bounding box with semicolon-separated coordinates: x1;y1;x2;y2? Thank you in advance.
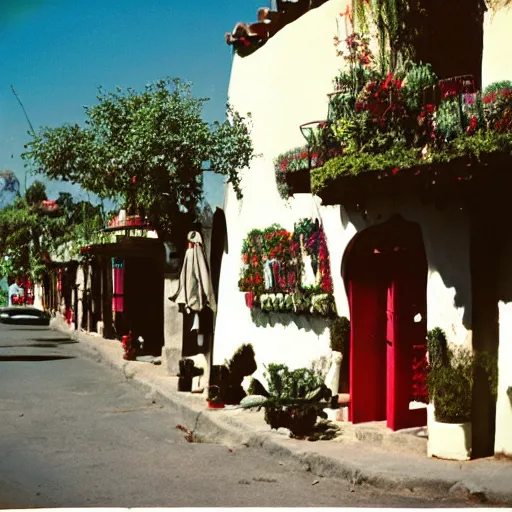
177;358;203;392
224;343;257;405
206;385;225;409
240;363;332;439
325;316;349;401
426;328;474;461
207;365;230;408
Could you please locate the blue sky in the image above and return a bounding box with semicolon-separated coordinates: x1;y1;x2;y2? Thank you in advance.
0;0;263;207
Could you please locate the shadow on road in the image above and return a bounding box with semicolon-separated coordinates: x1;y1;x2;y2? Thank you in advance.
30;338;77;344
5;327;51;331
0;344;58;349
0;355;75;362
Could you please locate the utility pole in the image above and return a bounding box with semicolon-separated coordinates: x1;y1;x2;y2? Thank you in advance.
10;85;36;195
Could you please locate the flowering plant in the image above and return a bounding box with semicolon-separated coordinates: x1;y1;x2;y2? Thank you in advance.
239;219;336;318
239;228;265;294
310;28;512;195
355;73;406;136
483;85;512;133
439;75;475;101
122;333;137;361
417;104;436;143
274;146;330;199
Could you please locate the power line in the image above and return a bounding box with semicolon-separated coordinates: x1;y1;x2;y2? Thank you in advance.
10;85;35;135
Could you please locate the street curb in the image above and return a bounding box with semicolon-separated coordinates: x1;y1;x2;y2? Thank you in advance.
51;321;512;506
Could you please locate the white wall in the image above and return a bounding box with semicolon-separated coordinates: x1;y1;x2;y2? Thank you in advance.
496;301;512;455
482;6;512;89
482;3;512;456
214;0;351;381
495;234;512;455
214;0;472;384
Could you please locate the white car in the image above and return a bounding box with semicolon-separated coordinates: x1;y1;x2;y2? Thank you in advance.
0;307;51;325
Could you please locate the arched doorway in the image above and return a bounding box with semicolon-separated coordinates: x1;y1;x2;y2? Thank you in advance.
342;215;428;431
210;207;228;304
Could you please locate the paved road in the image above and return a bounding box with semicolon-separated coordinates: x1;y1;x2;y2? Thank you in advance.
0;323;485;508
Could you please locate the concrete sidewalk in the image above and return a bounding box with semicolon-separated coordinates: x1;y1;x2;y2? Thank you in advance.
51;320;512;506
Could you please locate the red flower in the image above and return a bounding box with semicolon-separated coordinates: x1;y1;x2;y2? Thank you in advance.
392;167;399;175
251;255;259;266
483;92;497;104
466;115;478;135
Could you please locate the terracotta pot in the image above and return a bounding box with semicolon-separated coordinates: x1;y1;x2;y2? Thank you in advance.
207;401;225;409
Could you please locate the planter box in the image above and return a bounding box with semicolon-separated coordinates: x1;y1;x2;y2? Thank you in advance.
284;169;311;194
427;404;472;461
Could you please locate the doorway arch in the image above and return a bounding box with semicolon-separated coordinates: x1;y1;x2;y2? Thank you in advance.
210;207;228;304
342;215;428;431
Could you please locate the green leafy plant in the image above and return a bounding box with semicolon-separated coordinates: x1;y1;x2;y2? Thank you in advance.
400;62;438;111
474;351;499;400
0;286;7;307
425;328;479;424
483;83;512;133
223;343;257;405
311;129;512;195
330;316;350;353
483;80;512;96
427;346;474;423
239;220;336;318
240;363;332;438
0;182;107;283
263;363;326;399
22;78;255;241
426;329;498;421
435;99;463;142
427;327;449;369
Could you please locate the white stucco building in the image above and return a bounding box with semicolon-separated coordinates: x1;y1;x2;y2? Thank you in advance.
212;0;512;456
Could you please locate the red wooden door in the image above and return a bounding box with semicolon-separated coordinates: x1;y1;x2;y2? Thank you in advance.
349;275;387;424
343;217;428;430
386;252;427;431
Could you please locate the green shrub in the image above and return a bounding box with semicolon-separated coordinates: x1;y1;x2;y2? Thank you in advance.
401;62;438;111
263;363;325;400
474;351;499;399
427;327;448;369
436;99;463;142
330;316;350;353
427;346;474;423
0;287;7;307
223;343;257;405
483;80;512;96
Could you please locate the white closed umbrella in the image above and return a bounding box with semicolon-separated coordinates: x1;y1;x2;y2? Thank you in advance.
170;231;216;345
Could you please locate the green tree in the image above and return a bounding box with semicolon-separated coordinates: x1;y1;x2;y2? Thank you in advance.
0;286;7;307
24;179;47;205
22;78;254;241
0;181;107;282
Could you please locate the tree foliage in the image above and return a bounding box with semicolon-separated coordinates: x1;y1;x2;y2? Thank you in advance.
22;78;255;239
0;181;106;281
